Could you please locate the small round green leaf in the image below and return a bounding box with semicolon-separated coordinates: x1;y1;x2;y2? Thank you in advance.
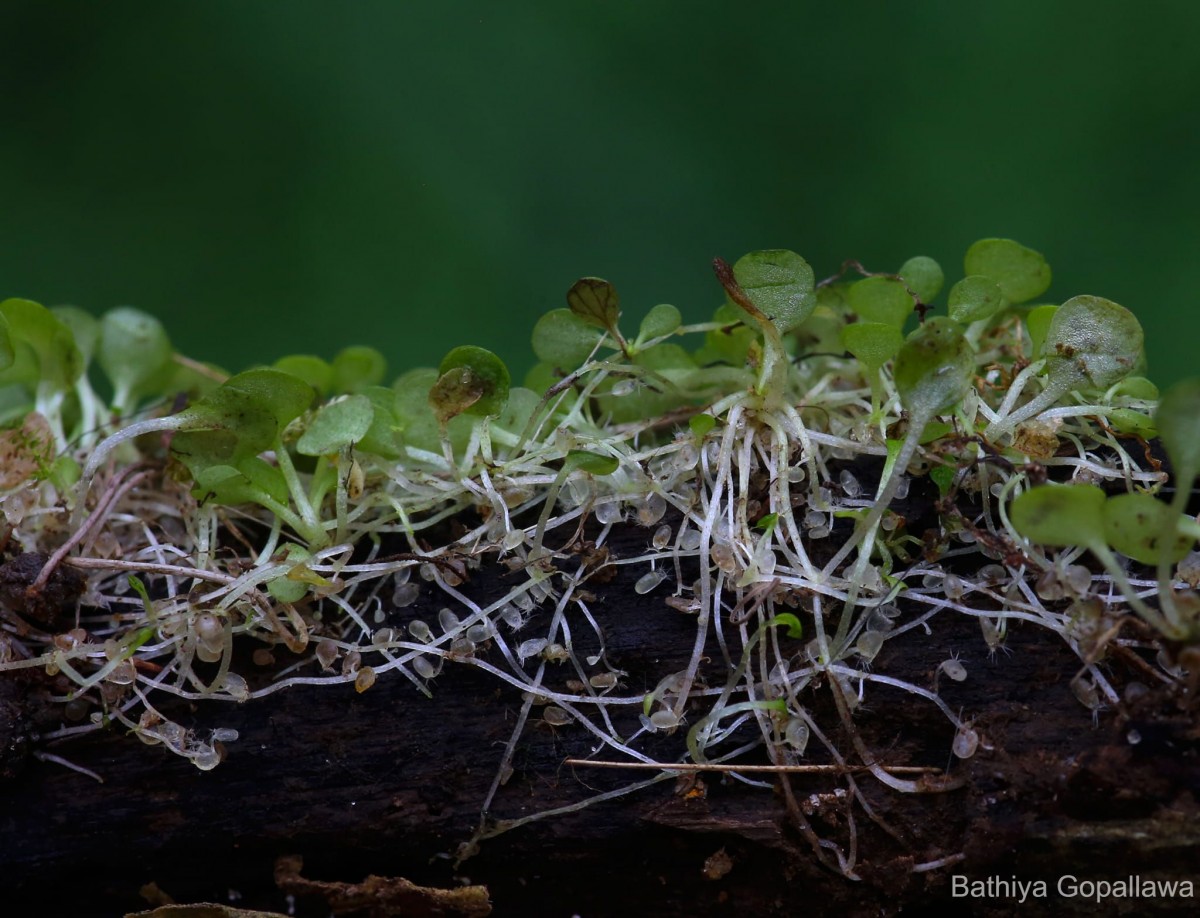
494;386;541;435
947;275;1006;324
634;342;694;372
1041;295;1143;390
840;321;903;372
174;368;317;470
0;298;84;390
1102;492;1193;565
356;385;404;458
1111;376;1158;401
98;307;173;409
332;346;386;394
964;238;1051;304
893;317;973;419
171;426;245;473
919;420;955;444
436;345;510;419
220;368;317;430
731;250;817;334
793;302;846;355
930;464;956;497
274;355;333;397
637;303;682;343
47;454;81;490
564;449;619;475
765;612;804;639
897;255;944;303
693;302;755;367
689;413;716;438
392;367;441;450
1106;408;1155;438
531;308;603;369
848;276;913;328
1156;378;1200;486
296;394;375;456
268;544;313;603
1010;483;1106;548
523;361;559;395
192;456;289;507
52;307;100;364
1023;304;1057;357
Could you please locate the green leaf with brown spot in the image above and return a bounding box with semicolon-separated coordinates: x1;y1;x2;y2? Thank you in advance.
435;345;510;420
1102;492;1193;565
1041;295;1142;390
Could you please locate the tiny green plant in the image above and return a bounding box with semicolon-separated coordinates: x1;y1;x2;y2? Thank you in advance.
1009;375;1200;641
1;238;1196;880
983;294;1144;440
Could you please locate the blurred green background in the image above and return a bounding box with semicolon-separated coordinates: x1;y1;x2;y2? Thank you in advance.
3;1;1198;385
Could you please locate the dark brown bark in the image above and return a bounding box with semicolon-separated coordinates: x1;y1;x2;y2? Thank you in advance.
2;521;1198;917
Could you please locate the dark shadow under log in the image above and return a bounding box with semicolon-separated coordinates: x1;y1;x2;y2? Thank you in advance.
2;519;1198;917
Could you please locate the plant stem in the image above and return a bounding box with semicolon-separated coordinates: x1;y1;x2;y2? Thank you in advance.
1086;540;1176;637
274;443;326;547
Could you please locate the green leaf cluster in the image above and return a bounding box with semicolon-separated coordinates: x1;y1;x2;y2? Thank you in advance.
273;345;386;398
986;293;1144;440
0;298;216;449
4;239;1178;622
170;342;519;547
1011;469;1199;638
1010;483;1190;565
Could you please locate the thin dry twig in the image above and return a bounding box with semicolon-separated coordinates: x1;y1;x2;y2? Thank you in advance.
61;556;237;585
564;758;942;776
33;465;152;591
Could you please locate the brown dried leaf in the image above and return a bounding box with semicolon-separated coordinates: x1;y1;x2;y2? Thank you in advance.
429;366;485;425
566;277;620;332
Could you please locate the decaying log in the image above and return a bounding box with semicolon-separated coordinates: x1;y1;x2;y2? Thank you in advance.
2;519;1198;917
